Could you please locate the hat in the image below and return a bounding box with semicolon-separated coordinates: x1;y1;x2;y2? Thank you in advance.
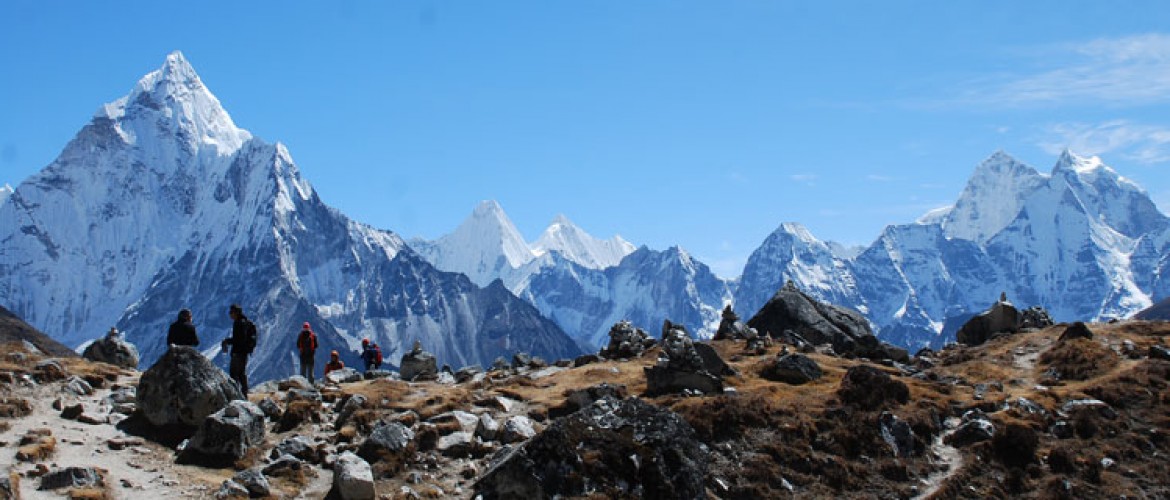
361;338;370;346
330;350;339;357
302;322;311;330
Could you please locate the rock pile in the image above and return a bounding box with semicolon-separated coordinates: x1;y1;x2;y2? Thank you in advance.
598;320;655;359
81;328;139;369
644;320;724;396
400;341;438;381
957;293;1053;346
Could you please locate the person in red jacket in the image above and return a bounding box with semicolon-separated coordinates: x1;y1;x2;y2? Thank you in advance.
296;322;318;383
323;350;345;376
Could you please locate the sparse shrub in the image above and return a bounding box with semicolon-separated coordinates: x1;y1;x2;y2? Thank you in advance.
1038;339;1118;382
993;422;1039;468
1047;446;1078;474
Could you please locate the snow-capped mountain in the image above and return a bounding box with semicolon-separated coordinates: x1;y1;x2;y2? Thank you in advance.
531;215;636;270
411;203;730;347
0;52;579;382
0;184;13;206
738;150;1169;349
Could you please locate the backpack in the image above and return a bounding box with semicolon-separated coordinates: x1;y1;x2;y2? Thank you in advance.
373;344;383;365
298;330;317;353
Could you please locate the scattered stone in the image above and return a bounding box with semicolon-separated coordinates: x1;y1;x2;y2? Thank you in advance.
476;396;516;413
501;415;537;444
837;365;909;410
599;320;656;359
257;397;282;422
436;431;476;457
1061;399;1117;420
1058;322;1094;342
232;468;271;497
475;397;707;499
263;454;305;477
216;479;249;499
879;412;915;458
336;394;368;429
573;354;600;367
137;346;243;427
475;414;500;441
277;376;313;391
454;365;483;383
60;403;84;420
184;400;267;463
332;452;375;500
38;467;103;490
946;411;996;448
64;375;94;396
107;437;145;451
528;356;548;369
16;429;55;462
429;410;480;434
272;435;317;461
363;369;398;380
490;357;510;371
358;422;415;473
511;352;532;368
33;359;67;383
400;341;438;381
760;353;823;385
82;331;140;369
1019;306;1054;330
325;367;363;385
549;383;628;419
1150;344;1170;361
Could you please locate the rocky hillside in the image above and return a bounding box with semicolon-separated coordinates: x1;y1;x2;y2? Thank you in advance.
0;305;77;359
0;317;1167;498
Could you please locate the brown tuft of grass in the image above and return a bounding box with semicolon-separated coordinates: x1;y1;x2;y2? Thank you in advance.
1038;338;1119;382
16;436;56;462
66;486;111;500
0;397;32;418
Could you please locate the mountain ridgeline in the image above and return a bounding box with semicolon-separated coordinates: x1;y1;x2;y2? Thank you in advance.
2;52;1169;383
0;52;580;383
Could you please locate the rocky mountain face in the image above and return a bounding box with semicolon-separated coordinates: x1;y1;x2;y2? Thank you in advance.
0;52;579;382
738;151;1170;349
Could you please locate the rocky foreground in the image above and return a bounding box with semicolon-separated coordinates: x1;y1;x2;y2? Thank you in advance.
1;319;1168;499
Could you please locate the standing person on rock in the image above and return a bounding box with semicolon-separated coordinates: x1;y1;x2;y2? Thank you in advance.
296;322;318;383
221;304;257;396
167;308;199;347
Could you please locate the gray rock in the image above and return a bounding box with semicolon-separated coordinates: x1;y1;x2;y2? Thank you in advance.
501;415;537;443
429;410;480;433
946;411;996;448
512;352;532;368
332;452;376;500
475;414;500;441
325;367;363;385
713;305;748;340
454;365;483;383
475;397;707;500
1020;306;1054;330
1058;322;1093;342
358;421;415;471
232;468;270;497
215;479;249;499
82;334;140;369
187;400;267;461
644;366;724;397
879;412;915;458
278;376;313;391
363;369;397;380
400;346;439;381
137;346;243;427
272;435;317;461
38;467;103;490
336;394;368;428
549;383;629;419
1062;399;1117;419
63;375;94;396
257;397;282;422
1150;344;1170;361
34;359;67;382
747;281;883;357
956;294;1021;346
693;343;735;376
760;353;822;385
437;431;476;457
263;454;305;476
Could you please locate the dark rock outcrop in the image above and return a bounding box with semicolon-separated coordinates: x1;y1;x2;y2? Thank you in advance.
549;383;628;419
38;467;103;490
137;346;243;427
81;330;140;369
956;293;1021;346
836;365;909;410
747;281;900;360
358;421;415;473
644;320;723;396
184;400;267;463
761;353;823;385
1057;321;1094;342
1020;306;1054;330
475;397;708;500
946;410;996;448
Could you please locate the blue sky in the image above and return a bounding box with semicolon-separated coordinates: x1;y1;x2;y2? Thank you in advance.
2;2;1170;277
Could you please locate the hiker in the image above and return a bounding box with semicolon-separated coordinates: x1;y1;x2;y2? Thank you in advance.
324;350;345;376
296;322;318;383
360;338;383;372
221;304;257;395
167;308;199;347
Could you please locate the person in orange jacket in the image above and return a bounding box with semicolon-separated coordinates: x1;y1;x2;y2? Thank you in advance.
323;350;345;376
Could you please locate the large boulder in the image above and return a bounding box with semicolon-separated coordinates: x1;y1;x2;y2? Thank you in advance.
1058;322;1093;342
761;353;823;385
644;321;724;396
644;366;724;396
357;421;415;473
185;400;267;462
332;452;375;500
475;397;708;499
400;343;438;381
81;331;139;369
956;294;1021;346
746;281;894;359
137;346;243;427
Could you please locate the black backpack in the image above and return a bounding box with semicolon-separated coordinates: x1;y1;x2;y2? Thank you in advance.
242;319;258;354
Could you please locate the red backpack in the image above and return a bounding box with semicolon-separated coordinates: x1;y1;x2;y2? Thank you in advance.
299;330;318;353
373;344;383;364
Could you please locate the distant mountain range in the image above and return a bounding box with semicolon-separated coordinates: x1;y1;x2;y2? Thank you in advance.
0;52;579;383
2;52;1167;382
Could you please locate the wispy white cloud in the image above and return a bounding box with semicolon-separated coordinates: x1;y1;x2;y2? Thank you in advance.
962;34;1170;107
1037;120;1170;164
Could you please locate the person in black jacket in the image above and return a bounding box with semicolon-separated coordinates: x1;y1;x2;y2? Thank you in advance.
167;309;199;347
221;304;256;395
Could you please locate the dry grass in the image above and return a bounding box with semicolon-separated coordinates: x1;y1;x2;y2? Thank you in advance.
1038;338;1120;382
16;429;56;462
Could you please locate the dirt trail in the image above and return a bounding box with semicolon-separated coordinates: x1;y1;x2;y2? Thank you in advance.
911;418;963;500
